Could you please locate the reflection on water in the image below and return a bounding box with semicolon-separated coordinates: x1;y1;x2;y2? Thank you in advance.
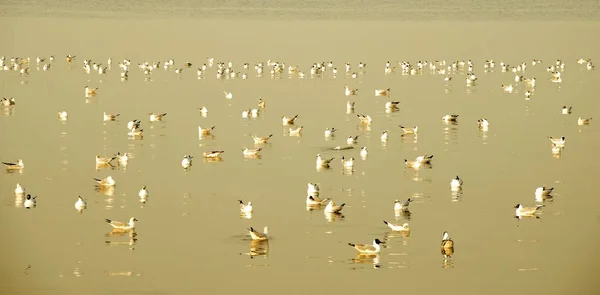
350;254;380;269
247;240;269;259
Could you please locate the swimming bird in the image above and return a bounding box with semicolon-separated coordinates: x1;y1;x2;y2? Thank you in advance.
3;159;24;170
548;136;566;147
346;101;355;113
535;186;553;199
515;204;544;217
324;127;336;138
477;118;490;129
127;119;141;130
578;117;592;125
360;147;368;158
127;127;143;137
399;125;418;136
75;196;87;212
385;101;400;111
394;198;412;213
345;86;358;96
252;134;273;144
1;97;15;106
442;114;459;123
243;147;262;157
105;217;137;230
198;126;215;135
258;98;266;108
450;176;463;190
347;135;360;144
282;115;299;125
561;106;572;115
348;239;383;255
138;186;149;200
248;226;268;241
96;155;116;166
203;150;224;159
181;155;193;168
380;131;389;142
58;111;68;121
116;152;129;165
289;126;303;136
324;201;345;213
404;159;429;169
94;176;116;187
199;107;208;116
85;86;98;96
224;91;233;99
316;154;335;168
306;195;330;206
15;183;25;195
341;156;355;169
357;114;372;125
239;200;253;215
415;154;434;164
307;183;320;195
103;112;120;121
149;112;167;122
441;231;454;251
24;194;36;209
525;90;532;99
383;221;410;232
374;88;391;96
501;84;514;93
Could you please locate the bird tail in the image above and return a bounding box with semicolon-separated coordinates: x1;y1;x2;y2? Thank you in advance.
348;243;356;247
105;219;112;223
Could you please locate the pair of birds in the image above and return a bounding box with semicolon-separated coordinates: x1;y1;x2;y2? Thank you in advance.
348;232;454;255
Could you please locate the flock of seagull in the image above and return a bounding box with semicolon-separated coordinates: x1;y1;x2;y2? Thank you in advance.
0;54;595;265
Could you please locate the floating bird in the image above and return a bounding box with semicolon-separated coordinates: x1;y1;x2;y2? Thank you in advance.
324;127;336;138
535;186;553;199
116;152;129;165
105;217;137;230
75;196;87;212
224;91;233;99
316;154;335;168
380;131;389;142
477;118;490;129
138;186;149;200
289;126;303;136
103;112;120;121
357;114;372;125
85;86;98;96
348;239;383;255
515;204;544;217
341;156;355;169
324;201;345;213
203;150;224;159
252;134;273;144
258;98;266;108
561;106;572;115
242;147;262;157
199;107;208;116
548;136;566;147
127;119;141;130
415;154;434;164
58;111;68;121
248;226;269;241
501;84;514;92
374;88;391;96
383;221;410;232
385;101;400;111
149;112;167;122
15;183;25;195
306;195;330;206
394;199;412;213
181;155;193;168
345;86;358;96
94;176;116;187
199;126;215;135
578;117;592;125
3;159;24;170
346;101;355;113
307;183;320;195
239;200;253;214
96;155;116;166
282;115;299;125
450;176;463;190
360;147;368;158
441;231;454;251
346;135;360;144
399;125;418;135
442;114;459;123
24;194;36;209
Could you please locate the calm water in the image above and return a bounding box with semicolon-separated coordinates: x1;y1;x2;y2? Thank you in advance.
1;1;600;295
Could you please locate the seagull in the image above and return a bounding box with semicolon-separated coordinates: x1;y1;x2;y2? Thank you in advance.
360;147;368;158
199;107;208;116
316;154;335;168
307;183;320;195
415;154;434;164
399;125;418;135
535;186;553;199
75;196;87;212
394;198;412;213
252;134;273;144
243;147;262;157
224;91;233;99
442;114;459;123
515;204;544;217
138;186;149;200
383;221;410;232
239;200;253;214
374;88;391;96
385;101;400;111
441;231;454;251
127;119;141;130
15;183;25;195
105;217;137;230
477;118;490;129
149;112;167;122
258;98;266;108
548;136;566;147
103;112;120;121
85;86;98;96
24;194;37;209
181;155;193;168
578;117;592;125
341;156;355;169
203;150;224;159
3;159;24;170
282;115;299;125
324;127;337;138
94;176;116;187
380;131;389;142
324;201;345;213
58;111;68;121
96;155;116;166
116;152;129;165
127;127;143;137
198;126;215;135
450;176;463;190
248;226;269;241
561;106;572;115
348;239;383;255
347;135;360;144
357;114;372;125
346;101;355;113
345;86;358;96
501;84;514;92
289;126;303;136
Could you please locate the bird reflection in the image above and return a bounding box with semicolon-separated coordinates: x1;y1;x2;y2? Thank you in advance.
451;188;463;202
324;212;345;222
204;157;223;163
105;230;137;250
95;162;116;171
199;134;215;141
241;212;253;220
248;240;269;259
395;210;411;221
95;186;115;197
14;193;25;208
351;254;381;269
